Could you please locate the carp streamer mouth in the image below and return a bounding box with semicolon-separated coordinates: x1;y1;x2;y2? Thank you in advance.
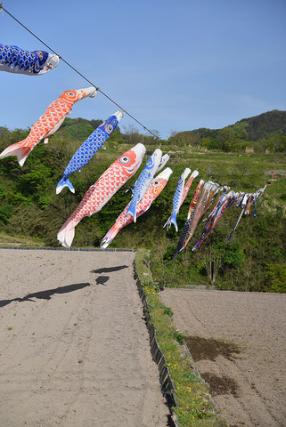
76;87;97;100
45;54;60;71
46;62;56;71
126;159;143;175
126;166;136;175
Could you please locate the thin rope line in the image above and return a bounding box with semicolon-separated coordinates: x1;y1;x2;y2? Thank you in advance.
0;4;159;139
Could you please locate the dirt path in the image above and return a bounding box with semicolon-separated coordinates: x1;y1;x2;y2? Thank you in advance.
0;249;168;427
161;288;286;427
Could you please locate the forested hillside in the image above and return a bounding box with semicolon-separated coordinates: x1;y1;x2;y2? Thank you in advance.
0;114;285;292
169;110;286;152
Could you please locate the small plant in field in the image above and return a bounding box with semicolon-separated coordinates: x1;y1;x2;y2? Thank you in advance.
163;306;173;317
174;330;186;344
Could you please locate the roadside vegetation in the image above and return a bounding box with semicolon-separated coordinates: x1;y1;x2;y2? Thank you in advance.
0;231;42;247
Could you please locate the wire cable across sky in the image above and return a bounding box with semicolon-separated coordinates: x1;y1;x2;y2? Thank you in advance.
0;3;159;139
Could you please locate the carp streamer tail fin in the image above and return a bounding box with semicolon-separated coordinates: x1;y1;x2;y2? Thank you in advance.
56;177;75;195
173;240;184;259
57;219;78;248
164;214;178;232
100;225;120;249
173;218;192;257
0;139;32;166
127;199;138;223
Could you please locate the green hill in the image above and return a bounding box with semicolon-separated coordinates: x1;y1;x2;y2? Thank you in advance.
0;114;285;292
168;110;286;152
239;110;286;140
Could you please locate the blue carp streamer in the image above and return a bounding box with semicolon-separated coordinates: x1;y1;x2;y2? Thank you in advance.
0;43;59;75
56;111;124;194
164;168;191;232
127;148;162;222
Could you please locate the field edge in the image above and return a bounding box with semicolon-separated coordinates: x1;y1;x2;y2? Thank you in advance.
134;248;227;427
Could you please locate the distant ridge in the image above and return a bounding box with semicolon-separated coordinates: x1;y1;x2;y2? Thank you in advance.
237;110;286;140
168;110;286;152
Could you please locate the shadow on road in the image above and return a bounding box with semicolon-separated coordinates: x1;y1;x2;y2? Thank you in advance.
96;275;110;286
91;265;129;274
0;282;91;308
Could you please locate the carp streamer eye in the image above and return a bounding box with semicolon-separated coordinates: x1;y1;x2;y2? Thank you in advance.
38;51;43;60
105;124;113;134
120;156;129;164
68;92;75;97
154;180;159;186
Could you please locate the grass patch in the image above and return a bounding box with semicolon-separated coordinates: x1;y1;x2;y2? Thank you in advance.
0;232;43;248
135;249;226;427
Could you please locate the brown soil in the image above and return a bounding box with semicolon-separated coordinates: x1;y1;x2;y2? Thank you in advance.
161;288;286;427
201;372;239;397
0;249;168;427
186;336;241;362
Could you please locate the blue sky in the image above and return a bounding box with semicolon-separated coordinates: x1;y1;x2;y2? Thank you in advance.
0;0;285;138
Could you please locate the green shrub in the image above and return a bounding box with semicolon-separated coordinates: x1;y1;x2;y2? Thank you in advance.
266;264;286;293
